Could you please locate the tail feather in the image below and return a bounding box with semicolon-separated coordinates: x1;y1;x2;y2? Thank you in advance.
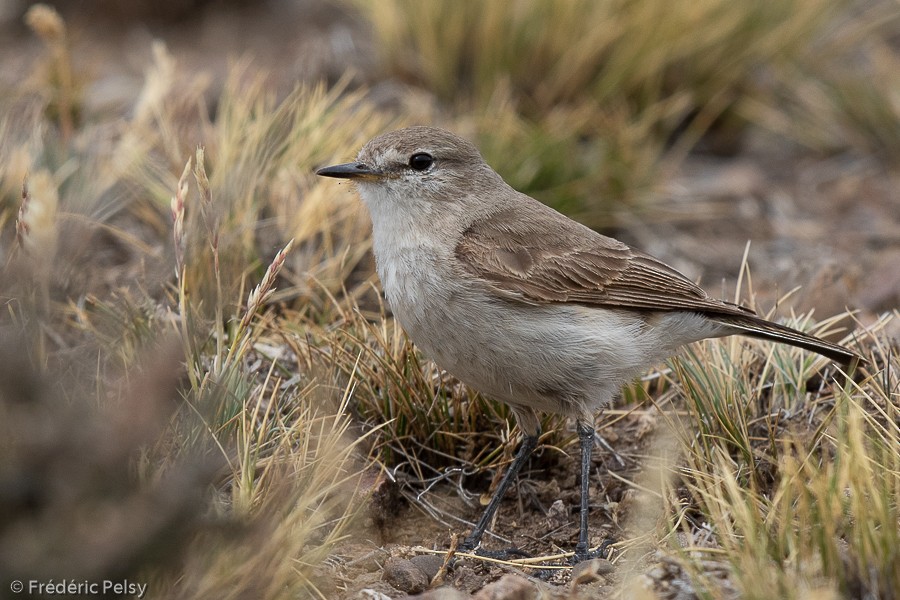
713;314;861;366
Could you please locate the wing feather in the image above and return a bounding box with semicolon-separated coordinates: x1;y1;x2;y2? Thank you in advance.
455;205;755;318
453;201;860;365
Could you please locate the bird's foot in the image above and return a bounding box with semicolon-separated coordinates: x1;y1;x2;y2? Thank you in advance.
570;539;613;565
456;541;532;561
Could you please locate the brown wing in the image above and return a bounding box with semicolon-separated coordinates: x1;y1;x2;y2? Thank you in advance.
455;201;862;365
455;204;756;318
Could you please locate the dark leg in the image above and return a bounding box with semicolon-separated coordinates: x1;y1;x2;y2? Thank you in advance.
574;419;596;563
459;432;539;554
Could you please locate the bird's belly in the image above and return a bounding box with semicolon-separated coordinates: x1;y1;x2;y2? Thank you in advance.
387;278;650;418
376;247;720;418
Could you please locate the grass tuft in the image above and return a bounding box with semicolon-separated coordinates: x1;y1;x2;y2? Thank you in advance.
357;0;845;223
25;4;80;141
655;309;898;598
1;20;401;594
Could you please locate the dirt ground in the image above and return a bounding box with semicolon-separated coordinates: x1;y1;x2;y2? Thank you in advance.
2;1;897;598
319;407;677;599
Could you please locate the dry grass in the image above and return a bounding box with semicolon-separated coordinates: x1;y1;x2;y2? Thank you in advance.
741;0;900;157
1;9;399;595
354;0;873;226
642;308;898;599
359;0;828;115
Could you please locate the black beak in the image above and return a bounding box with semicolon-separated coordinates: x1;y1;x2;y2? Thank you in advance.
315;162;378;179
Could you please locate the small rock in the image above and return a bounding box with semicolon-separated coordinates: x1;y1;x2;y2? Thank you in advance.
473;574;536;600
354;574;401;599
383;557;429;594
410;588;471;600
348;547;391;573
547;499;567;520
596;559;615;575
364;468;404;533
451;565;489;595
357;589;395;600
410;554;446;582
571;558;615;585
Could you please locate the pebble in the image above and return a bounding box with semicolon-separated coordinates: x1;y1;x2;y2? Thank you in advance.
410;588;471;600
572;558;615;585
472;574;536;600
383;557;429;594
410;554;446;582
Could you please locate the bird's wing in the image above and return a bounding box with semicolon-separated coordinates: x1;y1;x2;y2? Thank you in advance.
455;204;755;317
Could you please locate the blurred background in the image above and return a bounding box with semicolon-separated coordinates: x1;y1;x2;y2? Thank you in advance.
3;0;898;314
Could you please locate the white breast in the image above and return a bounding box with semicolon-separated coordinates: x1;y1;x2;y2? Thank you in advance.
357;183;725;422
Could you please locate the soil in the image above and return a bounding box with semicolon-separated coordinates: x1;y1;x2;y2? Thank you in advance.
318;408;666;599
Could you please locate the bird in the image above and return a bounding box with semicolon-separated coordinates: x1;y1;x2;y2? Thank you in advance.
316;125;861;563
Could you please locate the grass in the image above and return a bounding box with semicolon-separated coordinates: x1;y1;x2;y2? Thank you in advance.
359;0;828;116
358;0;900;227
740;0;900;157
2;9;400;595
354;0;894;227
655;311;898;599
1;2;898;598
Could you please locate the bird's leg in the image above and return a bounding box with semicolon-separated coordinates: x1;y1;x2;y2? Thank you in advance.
458;431;539;556
574;419;602;563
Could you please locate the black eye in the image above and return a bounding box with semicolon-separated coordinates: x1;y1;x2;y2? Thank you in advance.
408;153;434;171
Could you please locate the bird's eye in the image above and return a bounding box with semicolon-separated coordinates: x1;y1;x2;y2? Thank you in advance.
408;153;434;171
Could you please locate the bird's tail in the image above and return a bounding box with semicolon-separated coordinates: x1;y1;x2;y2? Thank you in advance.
713;313;862;366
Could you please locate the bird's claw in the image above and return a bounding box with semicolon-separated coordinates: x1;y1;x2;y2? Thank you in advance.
570;539;613;565
455;544;532;561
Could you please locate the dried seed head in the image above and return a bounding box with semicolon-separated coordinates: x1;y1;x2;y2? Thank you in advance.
241;239;294;330
134;40;175;124
171;157;191;275
25;4;66;43
16;170;59;263
193;146;211;206
2;144;31;200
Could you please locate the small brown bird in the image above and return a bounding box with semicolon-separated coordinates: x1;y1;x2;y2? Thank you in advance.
317;126;860;562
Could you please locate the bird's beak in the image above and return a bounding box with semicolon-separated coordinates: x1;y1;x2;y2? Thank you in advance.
315;161;379;180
